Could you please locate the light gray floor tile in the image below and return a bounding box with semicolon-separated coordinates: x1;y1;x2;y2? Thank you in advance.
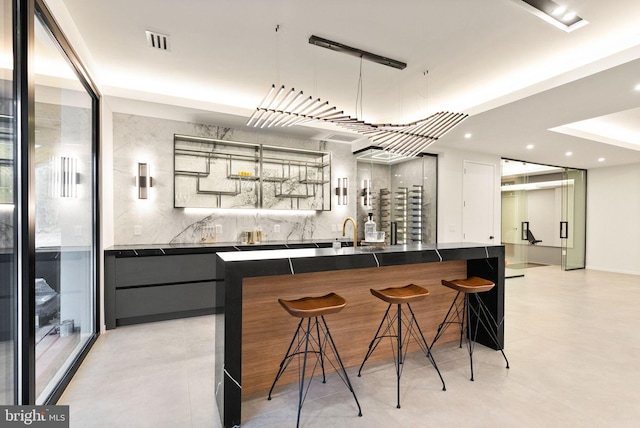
59;266;640;427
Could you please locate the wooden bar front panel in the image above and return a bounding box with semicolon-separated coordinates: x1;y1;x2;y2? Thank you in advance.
242;260;466;395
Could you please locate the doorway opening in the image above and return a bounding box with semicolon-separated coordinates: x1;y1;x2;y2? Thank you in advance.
501;159;586;278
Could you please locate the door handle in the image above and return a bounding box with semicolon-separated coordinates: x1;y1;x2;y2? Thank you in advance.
560;221;568;239
521;221;529;241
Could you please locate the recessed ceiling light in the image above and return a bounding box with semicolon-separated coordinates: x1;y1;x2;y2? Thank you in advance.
464;133;472;139
598;157;605;162
634;83;640;91
526;144;534;149
518;0;587;32
565;151;573;156
552;5;566;16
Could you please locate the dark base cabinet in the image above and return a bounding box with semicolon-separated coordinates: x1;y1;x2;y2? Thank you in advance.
103;241;343;329
104;249;227;329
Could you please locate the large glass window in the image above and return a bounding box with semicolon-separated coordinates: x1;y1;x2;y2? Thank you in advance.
33;11;96;403
0;0;15;405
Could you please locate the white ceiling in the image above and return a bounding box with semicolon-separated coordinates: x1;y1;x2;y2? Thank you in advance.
59;0;640;170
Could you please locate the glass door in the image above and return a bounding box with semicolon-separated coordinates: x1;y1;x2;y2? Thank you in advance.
501;160;529;278
0;0;15;404
561;168;586;270
33;7;98;403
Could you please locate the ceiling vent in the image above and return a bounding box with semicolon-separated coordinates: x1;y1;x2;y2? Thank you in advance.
145;31;170;51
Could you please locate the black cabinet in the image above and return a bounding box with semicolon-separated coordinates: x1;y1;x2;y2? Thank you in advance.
104;241;341;329
105;250;223;329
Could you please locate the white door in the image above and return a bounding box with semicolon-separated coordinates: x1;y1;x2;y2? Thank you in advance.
463;161;495;244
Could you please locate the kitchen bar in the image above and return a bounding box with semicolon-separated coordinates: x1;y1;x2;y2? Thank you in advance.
215;242;506;427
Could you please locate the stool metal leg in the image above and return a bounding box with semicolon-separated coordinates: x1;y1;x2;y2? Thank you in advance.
431;291;464;348
406;303;446;392
359;303;446;409
358;304;393;376
469;294;510;370
432;291;509;381
295;317;312;428
465;294;476;381
396;304;402;408
315;316;326;383
320;316;363;418
268;318;304;400
269;315;362;425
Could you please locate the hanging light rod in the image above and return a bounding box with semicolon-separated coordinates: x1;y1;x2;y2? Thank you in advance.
248;84;467;158
308;35;407;70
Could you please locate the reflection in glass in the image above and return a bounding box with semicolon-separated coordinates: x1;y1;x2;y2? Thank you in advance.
0;0;15;405
356;148;437;244
34;14;95;403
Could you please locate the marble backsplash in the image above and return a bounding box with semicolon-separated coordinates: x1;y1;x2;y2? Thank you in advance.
112;113;357;245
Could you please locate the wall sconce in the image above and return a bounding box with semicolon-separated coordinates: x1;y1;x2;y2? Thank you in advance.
51;156;78;198
137;162;153;199
335;177;347;205
362;179;372;207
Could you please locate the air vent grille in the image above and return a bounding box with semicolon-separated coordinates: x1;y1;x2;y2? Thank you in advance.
145;31;170;51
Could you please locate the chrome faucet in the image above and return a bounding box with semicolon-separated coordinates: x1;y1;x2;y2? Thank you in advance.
342;217;357;248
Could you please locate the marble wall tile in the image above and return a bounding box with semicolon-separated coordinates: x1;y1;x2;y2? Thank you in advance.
112;113;356;245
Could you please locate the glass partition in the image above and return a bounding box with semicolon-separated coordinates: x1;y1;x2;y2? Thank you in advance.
501;160;529;278
356;148;437;244
0;0;15;404
561;168;586;270
33;11;96;403
502;159;586;275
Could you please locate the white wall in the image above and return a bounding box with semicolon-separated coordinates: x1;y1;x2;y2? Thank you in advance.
437;147;502;244
587;163;640;275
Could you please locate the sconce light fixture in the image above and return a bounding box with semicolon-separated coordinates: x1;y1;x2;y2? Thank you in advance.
362;179;372;207
51;156;78;198
335;177;347;205
137;162;153;199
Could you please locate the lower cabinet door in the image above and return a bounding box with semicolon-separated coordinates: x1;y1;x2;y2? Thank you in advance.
115;281;216;319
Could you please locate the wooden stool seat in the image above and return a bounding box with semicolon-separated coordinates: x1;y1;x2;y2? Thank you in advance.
441;276;494;294
278;292;347;318
370;283;430;305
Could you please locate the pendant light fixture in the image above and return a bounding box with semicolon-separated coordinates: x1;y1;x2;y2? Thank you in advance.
247;35;468;157
247;84;467;157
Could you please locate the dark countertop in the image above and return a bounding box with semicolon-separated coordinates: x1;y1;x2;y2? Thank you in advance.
104;239;352;257
217;242;500;262
215;242;503;274
104;239;350;256
106;241;501;259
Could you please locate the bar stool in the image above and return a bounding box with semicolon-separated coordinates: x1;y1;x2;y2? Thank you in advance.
357;284;446;409
431;276;509;381
267;292;362;427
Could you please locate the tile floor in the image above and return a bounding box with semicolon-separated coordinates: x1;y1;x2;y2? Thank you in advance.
59;266;640;427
